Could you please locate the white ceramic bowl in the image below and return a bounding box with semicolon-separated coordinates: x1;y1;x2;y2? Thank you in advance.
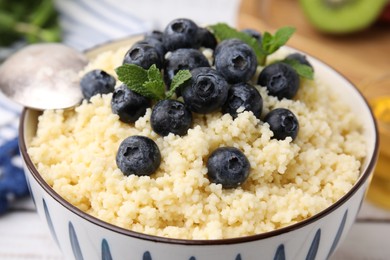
19;38;378;260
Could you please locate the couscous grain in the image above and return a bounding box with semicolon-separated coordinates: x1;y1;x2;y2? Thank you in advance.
27;47;366;239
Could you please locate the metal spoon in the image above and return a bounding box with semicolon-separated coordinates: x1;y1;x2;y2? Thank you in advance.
0;43;88;110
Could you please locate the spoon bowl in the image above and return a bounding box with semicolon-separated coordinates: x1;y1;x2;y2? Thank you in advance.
0;43;87;110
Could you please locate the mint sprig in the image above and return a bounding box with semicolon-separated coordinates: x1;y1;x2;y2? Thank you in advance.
208;23;313;79
281;59;314;80
167;69;192;99
261;27;296;57
208;23;266;65
208;23;296;66
115;64;191;101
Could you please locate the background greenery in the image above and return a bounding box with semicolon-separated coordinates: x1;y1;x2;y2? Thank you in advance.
0;0;61;46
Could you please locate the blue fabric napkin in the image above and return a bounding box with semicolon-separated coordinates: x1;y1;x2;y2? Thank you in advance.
0;94;28;214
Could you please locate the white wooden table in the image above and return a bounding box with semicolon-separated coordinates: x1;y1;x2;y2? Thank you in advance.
1;197;390;259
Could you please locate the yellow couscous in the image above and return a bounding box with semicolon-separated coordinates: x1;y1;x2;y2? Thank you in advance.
28;47;366;239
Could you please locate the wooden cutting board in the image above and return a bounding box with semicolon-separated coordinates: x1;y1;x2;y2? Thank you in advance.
237;0;390;90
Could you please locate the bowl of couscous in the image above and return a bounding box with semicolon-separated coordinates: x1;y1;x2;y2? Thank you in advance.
19;19;378;260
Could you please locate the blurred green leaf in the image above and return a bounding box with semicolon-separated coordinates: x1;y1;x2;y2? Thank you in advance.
0;0;61;46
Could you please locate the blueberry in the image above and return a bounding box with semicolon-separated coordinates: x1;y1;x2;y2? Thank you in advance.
214;39;257;84
164;48;210;87
123;43;162;69
222;82;263;119
116;136;161;176
241;28;262;44
195;27;217;49
257;63;300;100
144;30;164;42
135;38;166;61
207;147;250;189
111;84;151;123
162;18;199;51
181;67;229;114
151;99;192;136
80;70;116;100
264;108;299;141
212;38;240;62
285;52;312;68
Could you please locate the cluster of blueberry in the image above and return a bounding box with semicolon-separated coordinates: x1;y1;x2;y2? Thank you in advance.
79;18;312;189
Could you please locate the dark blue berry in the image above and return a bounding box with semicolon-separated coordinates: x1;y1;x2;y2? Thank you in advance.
241;28;262;44
116;136;161;176
111;84;151;123
151;99;192;136
257;63;300;100
144;30;164;42
214;39;257;84
162;18;199;51
222;82;263;119
213;38;240;60
123;43;162;69
264;108;299;141
181;67;229;114
207;147;250;189
286;52;312;68
164;48;210;87
80;70;116;100
195;27;217;49
135;38;166;62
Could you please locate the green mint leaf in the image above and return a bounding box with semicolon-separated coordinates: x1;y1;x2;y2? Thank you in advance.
147;64;162;82
167;70;192;99
144;64;165;100
208;23;296;66
261;32;272;53
282;59;314;80
142;80;165;100
116;64;165;100
262;26;296;55
208;23;267;65
116;63;148;91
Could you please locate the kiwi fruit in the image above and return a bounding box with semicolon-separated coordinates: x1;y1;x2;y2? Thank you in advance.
299;0;388;34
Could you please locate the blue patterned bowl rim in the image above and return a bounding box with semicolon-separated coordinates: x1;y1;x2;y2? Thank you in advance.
18;36;379;246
